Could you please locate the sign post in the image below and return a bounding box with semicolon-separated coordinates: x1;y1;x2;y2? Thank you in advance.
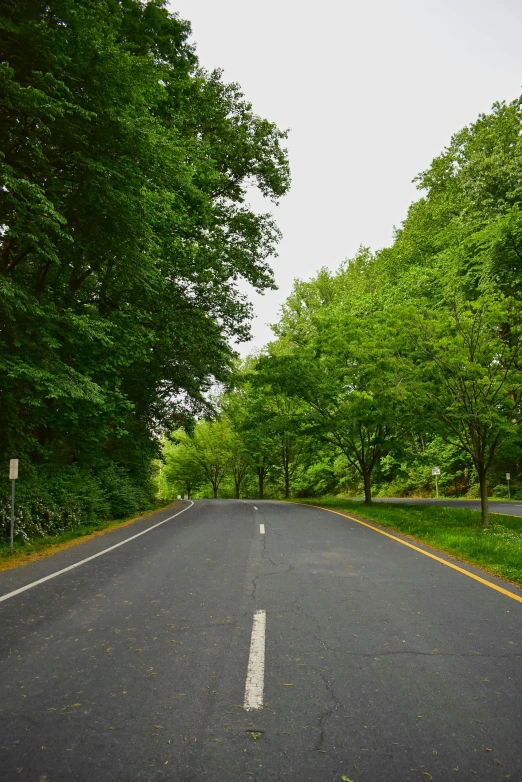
506;473;511;500
9;459;18;550
432;466;440;499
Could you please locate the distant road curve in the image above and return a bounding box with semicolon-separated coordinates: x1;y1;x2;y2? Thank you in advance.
364;496;522;516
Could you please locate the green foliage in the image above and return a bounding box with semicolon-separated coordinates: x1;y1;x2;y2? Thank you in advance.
222;96;522;522
0;0;289;537
0;461;153;544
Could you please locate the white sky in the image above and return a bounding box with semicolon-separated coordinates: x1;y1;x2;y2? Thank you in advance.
170;0;522;352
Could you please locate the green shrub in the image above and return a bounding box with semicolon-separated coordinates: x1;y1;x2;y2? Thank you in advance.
0;461;153;544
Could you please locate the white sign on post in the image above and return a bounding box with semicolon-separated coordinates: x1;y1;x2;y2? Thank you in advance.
9;459;18;480
506;473;511;480
431;466;440;476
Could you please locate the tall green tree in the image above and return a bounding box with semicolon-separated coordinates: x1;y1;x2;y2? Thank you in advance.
0;0;289;513
398;296;522;526
161;434;204;499
187;420;231;499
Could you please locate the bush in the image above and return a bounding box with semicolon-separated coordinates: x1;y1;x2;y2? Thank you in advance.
0;461;154;544
99;464;150;519
0;499;83;542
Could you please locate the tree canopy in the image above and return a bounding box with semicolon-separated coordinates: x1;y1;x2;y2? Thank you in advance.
160;98;522;528
0;0;289;534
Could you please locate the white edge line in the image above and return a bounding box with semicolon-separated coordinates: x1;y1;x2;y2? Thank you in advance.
0;501;194;603
259;524;265;534
243;609;266;710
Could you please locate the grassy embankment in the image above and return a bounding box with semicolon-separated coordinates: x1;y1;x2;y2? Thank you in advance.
0;501;174;573
292;498;522;587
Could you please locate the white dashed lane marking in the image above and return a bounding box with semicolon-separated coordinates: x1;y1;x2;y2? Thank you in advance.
243;609;266;710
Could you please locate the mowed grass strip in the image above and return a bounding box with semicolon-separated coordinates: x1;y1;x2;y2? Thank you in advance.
292;498;522;587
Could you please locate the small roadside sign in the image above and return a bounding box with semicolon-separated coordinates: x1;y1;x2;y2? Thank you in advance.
432;466;440;499
9;459;18;550
506;473;511;480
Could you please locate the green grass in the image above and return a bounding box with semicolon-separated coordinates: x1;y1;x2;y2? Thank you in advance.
0;500;173;572
291;498;522;586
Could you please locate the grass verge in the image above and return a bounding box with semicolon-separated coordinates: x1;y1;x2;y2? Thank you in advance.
291;498;522;587
0;500;175;574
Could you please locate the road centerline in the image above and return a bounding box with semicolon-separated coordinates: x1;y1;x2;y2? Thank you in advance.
259;523;265;534
244;609;266;710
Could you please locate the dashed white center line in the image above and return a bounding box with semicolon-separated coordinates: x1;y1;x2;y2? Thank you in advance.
243;609;266;710
259;524;265;534
254;506;258;510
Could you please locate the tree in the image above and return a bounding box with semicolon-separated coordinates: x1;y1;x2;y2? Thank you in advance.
225;371;279;500
188;421;230;499
399;296;522;526
261;278;403;503
161;434;204;499
220;393;252;498
250;361;312;498
0;0;289;516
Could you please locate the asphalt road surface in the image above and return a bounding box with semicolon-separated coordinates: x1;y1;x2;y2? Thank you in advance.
0;500;521;782
372;497;522;516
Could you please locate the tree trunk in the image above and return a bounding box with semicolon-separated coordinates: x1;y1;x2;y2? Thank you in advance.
363;471;372;504
283;444;290;499
234;481;240;499
213;486;218;499
258;471;264;500
478;466;489;527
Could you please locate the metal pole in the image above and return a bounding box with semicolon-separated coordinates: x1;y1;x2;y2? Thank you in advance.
507;478;511;500
435;475;439;499
10;478;15;550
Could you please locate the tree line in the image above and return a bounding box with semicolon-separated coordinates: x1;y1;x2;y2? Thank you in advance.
161;98;522;527
0;0;289;540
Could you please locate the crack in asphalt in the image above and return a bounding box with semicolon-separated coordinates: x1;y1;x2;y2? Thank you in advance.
313;670;345;753
311;636;522;658
250;548;296;600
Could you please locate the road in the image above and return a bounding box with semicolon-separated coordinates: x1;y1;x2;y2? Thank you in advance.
372;497;522;516
0;499;521;781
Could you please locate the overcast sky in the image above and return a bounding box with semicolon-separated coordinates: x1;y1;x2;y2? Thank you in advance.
170;0;522;352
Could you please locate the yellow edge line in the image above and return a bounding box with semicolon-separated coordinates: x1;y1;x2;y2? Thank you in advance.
303;503;522;605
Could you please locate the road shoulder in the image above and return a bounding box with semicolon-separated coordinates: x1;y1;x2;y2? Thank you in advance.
0;500;191;595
